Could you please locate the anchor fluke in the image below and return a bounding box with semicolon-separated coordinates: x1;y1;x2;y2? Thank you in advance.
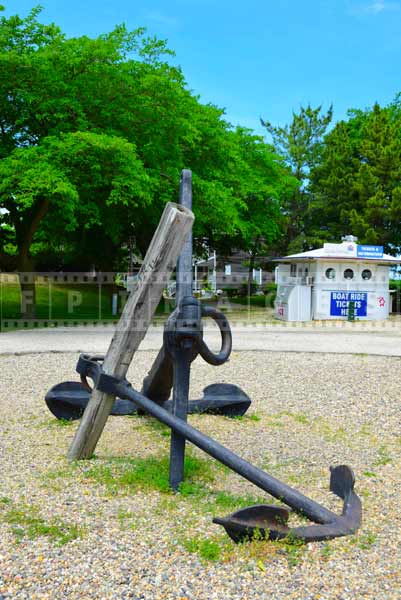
46;380;251;421
213;465;362;543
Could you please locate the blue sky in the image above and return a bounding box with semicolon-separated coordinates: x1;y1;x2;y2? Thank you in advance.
4;1;401;135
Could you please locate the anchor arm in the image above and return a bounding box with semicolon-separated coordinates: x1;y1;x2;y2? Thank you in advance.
97;372;344;526
70;355;361;542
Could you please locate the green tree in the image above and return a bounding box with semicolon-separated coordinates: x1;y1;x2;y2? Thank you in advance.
0;6;295;315
202;126;296;293
0;131;151;315
261;104;332;253
309;102;401;253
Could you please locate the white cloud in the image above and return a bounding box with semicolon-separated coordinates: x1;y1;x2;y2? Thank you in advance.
368;1;396;12
349;1;400;15
146;11;181;29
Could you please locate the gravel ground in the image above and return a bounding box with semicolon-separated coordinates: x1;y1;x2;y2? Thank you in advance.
0;351;400;599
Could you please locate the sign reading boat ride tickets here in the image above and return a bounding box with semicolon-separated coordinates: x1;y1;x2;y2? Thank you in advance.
330;291;368;317
357;245;383;259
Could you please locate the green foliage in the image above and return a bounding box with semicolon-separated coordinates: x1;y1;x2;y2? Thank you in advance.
374;446;392;466
229;294;270;307
0;282;127;320
363;471;376;478
264;97;401;254
221;287;238;298
238;282;258;296
390;279;401;291
246;413;262;422
0;131;151;272
279;532;306;567
321;543;334;560
262;104;332;253
309;102;401;253
349;532;377;550
0;6;293;279
231;413;262;422
262;104;333;181
48;417;74;427
2;503;83;545
80;454;215;495
357;533;377;550
264;282;277;294
182;537;222;561
213;491;265;510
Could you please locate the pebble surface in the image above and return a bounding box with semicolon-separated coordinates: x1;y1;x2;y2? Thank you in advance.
0;350;400;599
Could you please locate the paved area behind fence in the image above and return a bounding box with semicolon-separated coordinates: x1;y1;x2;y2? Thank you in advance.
1;321;401;356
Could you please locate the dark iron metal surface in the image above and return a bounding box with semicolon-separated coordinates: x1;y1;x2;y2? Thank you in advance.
89;363;362;542
168;169;195;489
45;381;136;420
213;466;362;543
45;379;251;421
164;383;251;416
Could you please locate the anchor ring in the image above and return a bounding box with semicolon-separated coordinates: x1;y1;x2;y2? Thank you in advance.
198;305;232;365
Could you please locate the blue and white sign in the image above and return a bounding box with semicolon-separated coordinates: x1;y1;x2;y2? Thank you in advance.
357;245;383;259
330;291;368;317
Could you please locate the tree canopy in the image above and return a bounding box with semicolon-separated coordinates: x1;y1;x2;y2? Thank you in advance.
263;99;401;256
2;3;399;294
0;5;294;284
261;104;332;253
309;103;401;253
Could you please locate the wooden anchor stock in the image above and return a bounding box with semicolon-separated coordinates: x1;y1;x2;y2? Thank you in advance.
68;200;194;461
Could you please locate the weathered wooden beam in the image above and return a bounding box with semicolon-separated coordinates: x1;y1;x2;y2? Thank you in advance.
67;202;195;461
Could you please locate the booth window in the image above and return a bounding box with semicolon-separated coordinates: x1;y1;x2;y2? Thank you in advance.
325;267;336;280
361;269;372;280
344;268;354;280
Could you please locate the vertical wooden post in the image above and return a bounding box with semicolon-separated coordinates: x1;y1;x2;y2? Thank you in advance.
67;202;194;461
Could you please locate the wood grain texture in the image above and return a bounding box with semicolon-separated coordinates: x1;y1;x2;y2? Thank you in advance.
67;202;194;460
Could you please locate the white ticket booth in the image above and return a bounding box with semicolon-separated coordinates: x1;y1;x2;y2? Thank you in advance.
274;236;400;321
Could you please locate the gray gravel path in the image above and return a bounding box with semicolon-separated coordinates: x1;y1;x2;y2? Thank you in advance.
1;322;401;356
0;350;400;599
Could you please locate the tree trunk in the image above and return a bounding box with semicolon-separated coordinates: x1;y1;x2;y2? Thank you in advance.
17;253;36;319
18;277;37;319
14;197;50;320
247;252;255;298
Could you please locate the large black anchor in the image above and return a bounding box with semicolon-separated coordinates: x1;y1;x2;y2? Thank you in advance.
44;169;362;543
68;352;362;543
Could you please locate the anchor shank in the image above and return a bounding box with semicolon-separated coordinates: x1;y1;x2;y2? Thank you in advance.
169;348;191;490
113;381;338;525
168;169;194;489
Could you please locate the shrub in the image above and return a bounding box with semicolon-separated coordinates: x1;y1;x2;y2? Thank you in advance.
221;287;238;298
238;282;258;296
264;282;277;294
